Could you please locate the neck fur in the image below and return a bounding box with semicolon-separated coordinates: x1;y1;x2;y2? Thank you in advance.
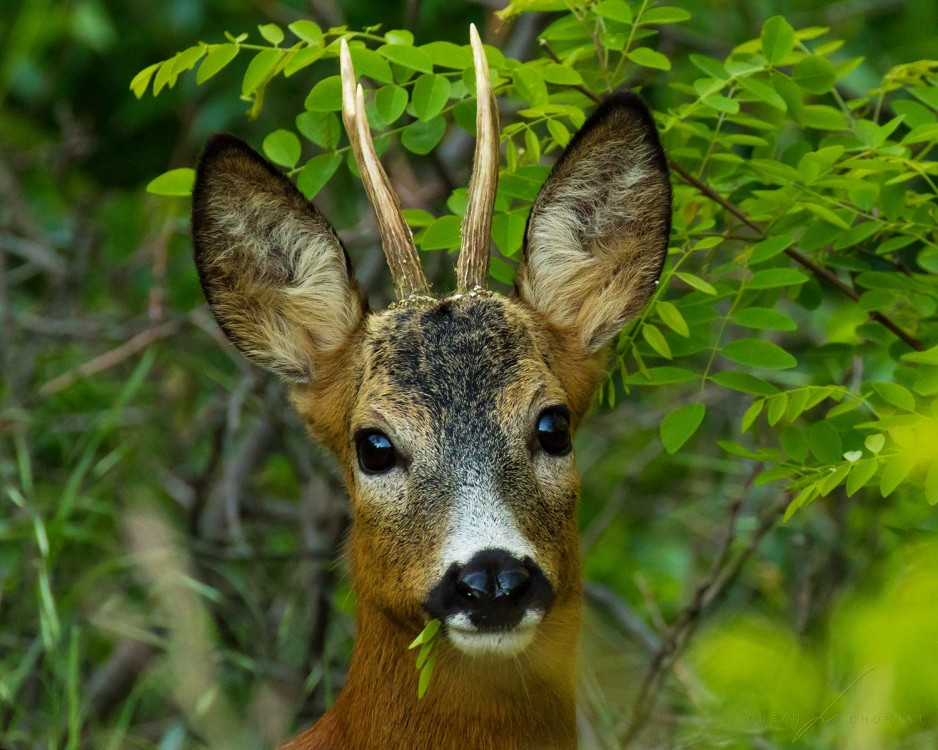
288;598;579;749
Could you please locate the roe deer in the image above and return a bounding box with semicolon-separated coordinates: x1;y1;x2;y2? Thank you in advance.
191;25;671;750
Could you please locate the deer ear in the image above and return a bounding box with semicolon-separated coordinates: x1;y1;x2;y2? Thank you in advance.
516;93;671;354
192;135;366;382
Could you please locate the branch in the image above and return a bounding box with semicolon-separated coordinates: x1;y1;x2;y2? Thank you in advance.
668;160;925;352
619;470;788;746
37;318;182;397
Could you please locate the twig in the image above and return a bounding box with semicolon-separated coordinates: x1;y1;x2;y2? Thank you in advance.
539;40;602;103
668;160;925;352
619;470;788;746
583;581;660;654
37;318;181;397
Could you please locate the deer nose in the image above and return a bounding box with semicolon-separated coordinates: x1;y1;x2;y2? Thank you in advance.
456;560;531;602
426;549;554;631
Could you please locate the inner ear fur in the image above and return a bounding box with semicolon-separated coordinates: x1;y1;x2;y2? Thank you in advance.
192;135;366;382
516;92;672;354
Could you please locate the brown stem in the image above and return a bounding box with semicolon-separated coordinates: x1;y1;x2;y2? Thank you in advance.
619;475;788;746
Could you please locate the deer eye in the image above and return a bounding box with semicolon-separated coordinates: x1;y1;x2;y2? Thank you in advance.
355;429;397;474
536;406;572;456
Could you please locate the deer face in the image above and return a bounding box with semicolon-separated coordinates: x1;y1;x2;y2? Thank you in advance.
326;296;589;657
192;32;670;662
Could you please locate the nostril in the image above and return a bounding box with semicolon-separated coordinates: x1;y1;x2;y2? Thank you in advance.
456;570;492;600
494;567;530;600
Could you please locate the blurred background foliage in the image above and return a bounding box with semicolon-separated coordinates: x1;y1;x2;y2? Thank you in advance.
2;0;937;748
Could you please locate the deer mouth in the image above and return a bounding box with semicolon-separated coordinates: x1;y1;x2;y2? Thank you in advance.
424;549;555;658
444;609;544;657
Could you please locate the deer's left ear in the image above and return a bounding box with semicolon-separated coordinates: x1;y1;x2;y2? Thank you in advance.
516;93;671;354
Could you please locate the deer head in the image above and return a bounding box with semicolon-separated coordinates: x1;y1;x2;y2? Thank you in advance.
192;25;670;749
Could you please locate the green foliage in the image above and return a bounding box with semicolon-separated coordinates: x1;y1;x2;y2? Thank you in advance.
5;0;938;748
407;618;441;699
131;2;938;741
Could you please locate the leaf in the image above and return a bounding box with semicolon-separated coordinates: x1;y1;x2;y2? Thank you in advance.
870;382;916;411
819;464;850;496
710;371;780;396
721;339;797;370
641;324;672;359
846;459;878;497
417;654;435;699
627;47;671;71
676;271;717;295
902;345;938;365
491;210;528;256
730;307;797;331
761;16;795;65
660;403;706;454
296;153;341;199
640;6;691;24
171;45;205;76
748;268;810;289
262;130;301;168
800;104;848;131
792;55;837;94
379;44;434;74
130;62;160;98
197;44;239;84
242;49;282;97
807;421;843;465
412;74;451;122
421;41;472;69
593;0;633;24
258;23;284;45
288;20;323;45
146;168;195;196
547;119;570;147
736;76;786;111
524;127;541;163
296;111;341;150
374;85;409;125
409;619;441;648
656;301;689;337
513;66;549;106
542;64;583;86
880;454;914;497
489;257;516;285
304;76;343;112
926;463;938;506
750;234;793;263
420;215;462;250
766;393;788;426
864;433;886;454
401;117;447;155
346;47;393;85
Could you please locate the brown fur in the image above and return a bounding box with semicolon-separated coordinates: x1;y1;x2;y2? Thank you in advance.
191;91;671;749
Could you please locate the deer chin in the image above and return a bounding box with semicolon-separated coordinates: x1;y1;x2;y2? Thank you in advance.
445;610;543;658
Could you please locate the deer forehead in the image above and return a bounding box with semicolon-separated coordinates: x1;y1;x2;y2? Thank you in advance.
353;295;564;444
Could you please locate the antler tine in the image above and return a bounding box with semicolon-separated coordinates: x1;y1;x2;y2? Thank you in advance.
339;39;429;300
456;24;500;292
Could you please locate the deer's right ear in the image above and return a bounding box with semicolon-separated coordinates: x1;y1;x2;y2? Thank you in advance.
192;135;366;382
516;93;671;355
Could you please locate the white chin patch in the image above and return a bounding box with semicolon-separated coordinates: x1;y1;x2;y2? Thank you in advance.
446;611;542;657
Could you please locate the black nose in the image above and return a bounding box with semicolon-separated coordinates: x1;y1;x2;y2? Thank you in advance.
456;559;531;602
426;549;554;631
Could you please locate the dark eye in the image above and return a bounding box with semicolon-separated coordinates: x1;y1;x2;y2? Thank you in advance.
355;429;397;474
536;406;572;456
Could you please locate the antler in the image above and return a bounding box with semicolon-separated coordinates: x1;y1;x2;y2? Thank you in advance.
340;39;430;300
456;24;500;292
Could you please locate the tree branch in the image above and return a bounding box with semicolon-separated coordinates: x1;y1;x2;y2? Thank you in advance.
668;160;925;352
619;469;788;746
